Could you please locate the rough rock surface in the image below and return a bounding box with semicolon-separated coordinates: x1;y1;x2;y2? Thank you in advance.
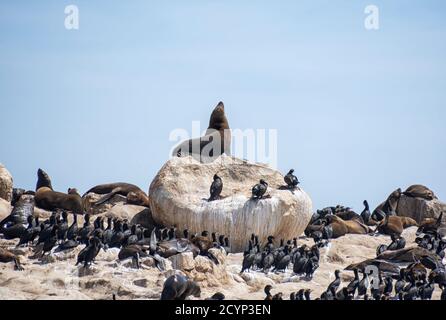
0;198;12;222
396;194;446;223
0;164;13;202
149;155;313;252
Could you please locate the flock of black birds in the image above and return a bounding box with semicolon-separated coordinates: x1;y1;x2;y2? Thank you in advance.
209;169;299;201
0;207;236;270
240;234;320;279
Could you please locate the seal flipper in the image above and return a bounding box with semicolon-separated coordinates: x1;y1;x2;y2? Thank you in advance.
94;188;123;206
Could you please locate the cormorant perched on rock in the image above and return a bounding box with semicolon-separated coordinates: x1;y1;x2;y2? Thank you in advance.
110;220;125;248
304;289;312;301
284;169;300;189
57;211;69;241
252;179;268;199
347;269;360;296
17;216;40;246
327;270;341;293
76;237;103;268
126;224;139;245
78;213;93;244
273;246;292;272
361;200;372;224
209;174;223;201
240;245;256;273
66;213;78;240
42;225;59;257
103;217;113;245
264;285;273;300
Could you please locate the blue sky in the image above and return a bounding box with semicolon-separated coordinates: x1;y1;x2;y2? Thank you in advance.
1;0;445;211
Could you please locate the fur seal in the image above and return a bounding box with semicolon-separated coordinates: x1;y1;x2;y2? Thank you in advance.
34;169;83;214
172;101;231;162
83;183;150;208
403;185;437;200
160;274;201;300
376;215;418;236
0;248;24;271
118;244;149;269
373;188;402;219
325;215;372;238
417;212;443;235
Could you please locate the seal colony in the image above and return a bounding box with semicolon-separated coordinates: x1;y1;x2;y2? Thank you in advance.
1;102;445;300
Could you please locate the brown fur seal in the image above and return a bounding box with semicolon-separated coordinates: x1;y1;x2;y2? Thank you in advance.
373;188;402;218
377;247;438;264
0;248;24;270
160;274;201;300
417;212;443;235
326;215;373;238
172;101;231;162
34;169;83;214
403;185;437;200
376;215;418;236
345;259;400;276
83;183;150;207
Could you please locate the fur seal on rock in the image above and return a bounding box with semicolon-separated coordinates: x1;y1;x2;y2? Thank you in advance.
160;274;201;300
172;101;231;162
34;169;83;214
376;215;418;236
0;248;24;271
403;185;437;200
373;188;402;219
326;215;372;238
83;183;150;208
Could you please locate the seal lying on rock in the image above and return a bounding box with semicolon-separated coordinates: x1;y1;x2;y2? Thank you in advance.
0;248;24;271
172;101;231;162
375;215;418;236
160;274;201;300
34;169;83;214
377;246;440;265
326;215;373;238
403;185;437;200
83;183;150;207
345;259;400;276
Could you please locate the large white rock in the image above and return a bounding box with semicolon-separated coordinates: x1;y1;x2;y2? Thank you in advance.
149;155;313;252
0;164;13;202
0;198;12;222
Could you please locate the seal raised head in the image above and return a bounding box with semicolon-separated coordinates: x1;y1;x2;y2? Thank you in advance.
172;101;231;162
